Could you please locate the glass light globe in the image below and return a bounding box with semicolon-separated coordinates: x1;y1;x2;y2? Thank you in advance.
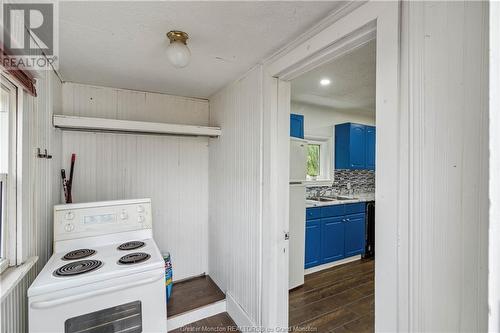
166;41;191;68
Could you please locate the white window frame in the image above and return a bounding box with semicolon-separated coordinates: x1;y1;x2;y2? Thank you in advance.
0;74;20;274
0;173;8;274
305;138;330;181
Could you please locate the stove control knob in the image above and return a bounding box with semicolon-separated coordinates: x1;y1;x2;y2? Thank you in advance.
65;212;75;220
64;223;74;232
138;215;145;223
137;206;145;213
120;211;128;220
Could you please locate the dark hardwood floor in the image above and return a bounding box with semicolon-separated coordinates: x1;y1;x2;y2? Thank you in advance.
167;275;225;318
169;312;239;333
289;259;375;333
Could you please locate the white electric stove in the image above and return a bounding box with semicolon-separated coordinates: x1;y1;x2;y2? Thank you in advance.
28;199;167;333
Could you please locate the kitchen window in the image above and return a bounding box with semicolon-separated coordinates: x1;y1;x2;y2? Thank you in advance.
307;144;321;178
305;139;330;181
0;76;18;274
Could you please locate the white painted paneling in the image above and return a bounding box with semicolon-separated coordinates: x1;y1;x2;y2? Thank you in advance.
1;268;37;333
403;1;488;331
208;66;262;326
60;83;210;281
62;82;209;125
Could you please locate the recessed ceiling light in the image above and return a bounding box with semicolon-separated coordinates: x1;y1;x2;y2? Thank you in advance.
320;78;331;86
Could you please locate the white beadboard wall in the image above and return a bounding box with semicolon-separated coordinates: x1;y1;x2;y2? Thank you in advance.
208;66;262;326
1;70;62;333
59;83;209;281
404;1;488;331
62;82;209;125
1;269;37;333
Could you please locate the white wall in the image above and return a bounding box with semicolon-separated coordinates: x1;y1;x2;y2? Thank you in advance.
291;101;375;179
208;66;262;326
60;83;209;281
291;101;375;138
402;1;488;331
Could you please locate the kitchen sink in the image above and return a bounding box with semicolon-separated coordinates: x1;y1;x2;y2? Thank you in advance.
308;195;357;202
308;197;336;202
334;196;356;200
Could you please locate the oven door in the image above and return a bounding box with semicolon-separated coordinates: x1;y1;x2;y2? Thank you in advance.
28;270;166;333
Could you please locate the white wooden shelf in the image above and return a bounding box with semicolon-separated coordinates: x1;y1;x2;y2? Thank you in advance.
53;115;221;137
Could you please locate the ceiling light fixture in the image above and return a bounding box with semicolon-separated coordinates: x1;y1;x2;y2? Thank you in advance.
166;30;191;68
320;78;331;86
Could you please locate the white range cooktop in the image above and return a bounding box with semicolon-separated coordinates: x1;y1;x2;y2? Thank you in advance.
28;238;164;298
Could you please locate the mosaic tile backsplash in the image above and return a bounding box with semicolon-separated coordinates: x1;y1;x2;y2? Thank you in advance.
306;169;375;196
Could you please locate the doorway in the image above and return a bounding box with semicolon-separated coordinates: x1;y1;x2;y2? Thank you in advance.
288;38;376;332
260;2;401;331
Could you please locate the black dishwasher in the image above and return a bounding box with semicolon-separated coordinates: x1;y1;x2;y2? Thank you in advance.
363;201;375;259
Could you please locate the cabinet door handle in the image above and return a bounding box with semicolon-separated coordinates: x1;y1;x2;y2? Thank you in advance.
346;218;350;222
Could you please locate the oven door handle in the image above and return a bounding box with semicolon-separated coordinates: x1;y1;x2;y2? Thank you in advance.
30;273;164;309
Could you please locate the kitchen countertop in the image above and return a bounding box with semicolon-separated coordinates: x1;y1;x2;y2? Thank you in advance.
306;192;375;207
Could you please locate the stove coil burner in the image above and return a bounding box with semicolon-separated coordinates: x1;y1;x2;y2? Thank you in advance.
118;252;151;265
62;249;96;261
117;241;145;251
54;260;103;277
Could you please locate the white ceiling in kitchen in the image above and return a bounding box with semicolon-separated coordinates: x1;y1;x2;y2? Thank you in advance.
291;39;376;113
58;1;346;99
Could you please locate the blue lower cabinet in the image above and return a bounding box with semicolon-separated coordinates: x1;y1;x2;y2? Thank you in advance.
321;217;345;263
344;213;366;257
305;205;367;269
304;219;321;269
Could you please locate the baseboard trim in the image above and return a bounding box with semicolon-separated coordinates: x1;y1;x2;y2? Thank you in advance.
167;299;226;331
304;255;362;275
226;292;255;329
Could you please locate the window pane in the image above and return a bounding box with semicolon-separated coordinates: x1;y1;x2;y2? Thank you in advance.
307;144;320;177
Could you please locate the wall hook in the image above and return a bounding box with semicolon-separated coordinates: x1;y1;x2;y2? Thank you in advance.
36;148;46;158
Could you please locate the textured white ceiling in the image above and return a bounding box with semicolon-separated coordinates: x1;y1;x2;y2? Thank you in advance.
58;1;345;98
291;39;376;113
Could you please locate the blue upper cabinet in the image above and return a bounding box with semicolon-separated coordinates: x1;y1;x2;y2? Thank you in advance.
290;114;304;139
335;123;376;170
365;126;376;170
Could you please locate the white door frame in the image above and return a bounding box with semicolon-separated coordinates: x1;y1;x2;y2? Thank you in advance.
489;1;500;331
261;2;405;331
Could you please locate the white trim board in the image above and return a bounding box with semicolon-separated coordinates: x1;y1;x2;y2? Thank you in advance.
167;299;226;331
304;255;362;276
489;1;500;331
226;292;256;330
